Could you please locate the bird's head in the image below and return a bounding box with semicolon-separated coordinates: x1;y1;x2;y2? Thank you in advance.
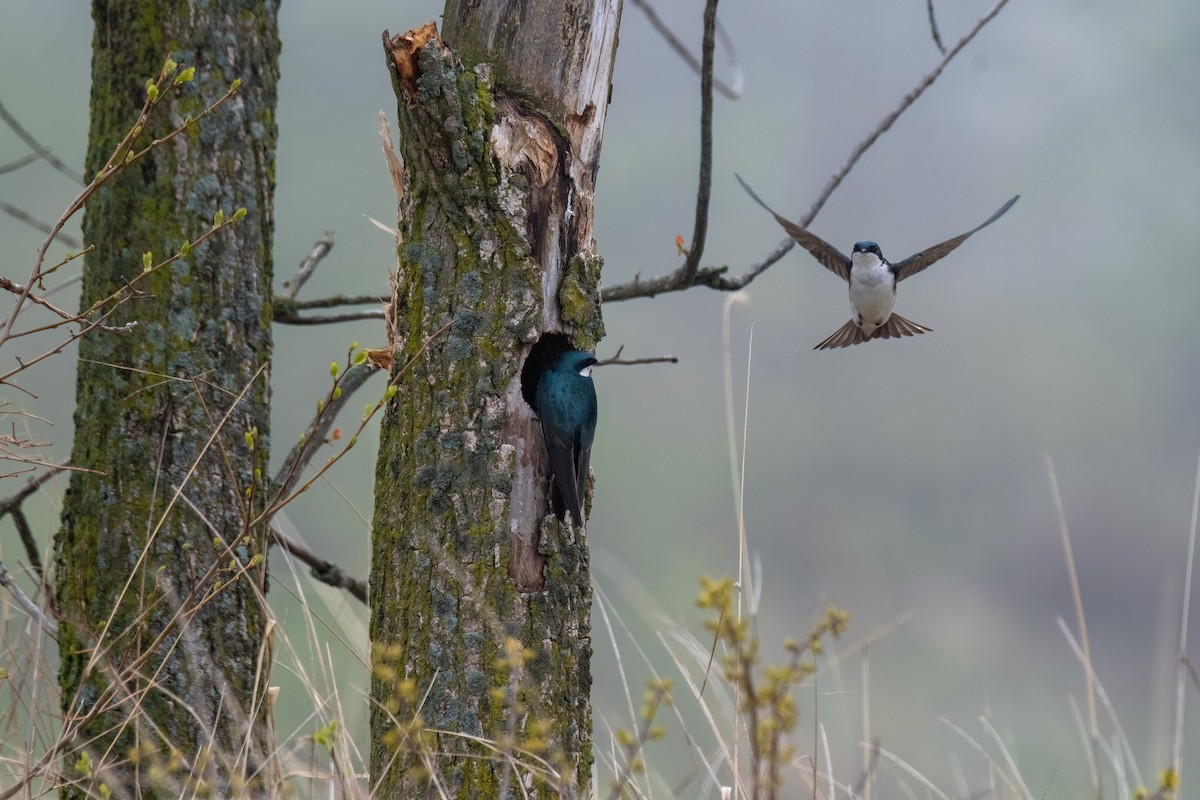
852;240;883;258
555;350;600;378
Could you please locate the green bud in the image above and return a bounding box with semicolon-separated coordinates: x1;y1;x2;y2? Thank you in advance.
164;59;178;75
175;66;196;84
214;209;225;226
384;385;398;400
364;403;375;420
179;240;192;257
353;349;368;365
146;81;159;102
231;77;243;91
329;361;339;377
233;207;247;221
244;430;255;447
143;251;153;272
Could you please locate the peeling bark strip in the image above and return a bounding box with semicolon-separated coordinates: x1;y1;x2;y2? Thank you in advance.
371;4;618;796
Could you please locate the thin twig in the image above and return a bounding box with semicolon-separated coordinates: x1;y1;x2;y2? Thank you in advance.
676;0;718;290
628;0;743;100
926;0;947;54
601;0;1013;302
0;99;86;184
282;232;336;300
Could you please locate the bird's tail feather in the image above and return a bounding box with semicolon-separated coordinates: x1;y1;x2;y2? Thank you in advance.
813;314;932;350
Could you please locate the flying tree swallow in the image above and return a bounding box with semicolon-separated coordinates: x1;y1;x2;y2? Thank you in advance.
736;174;1019;350
536;349;599;527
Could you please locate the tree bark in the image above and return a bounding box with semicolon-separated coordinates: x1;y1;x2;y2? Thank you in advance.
370;0;619;795
54;2;279;797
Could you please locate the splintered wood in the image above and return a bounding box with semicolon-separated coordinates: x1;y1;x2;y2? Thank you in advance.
386;22;439;101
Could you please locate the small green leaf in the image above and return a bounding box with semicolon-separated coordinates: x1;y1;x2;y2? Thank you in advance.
146;80;159;102
99;784;112;800
231;77;243;91
179;240;192;257
214;208;225;226
329;361;340;377
384;385;398;400
348;436;358;448
353;349;368;365
363;403;375;420
233;207;247;221
164;58;178;75
174;66;196;85
143;251;153;272
332;386;342;399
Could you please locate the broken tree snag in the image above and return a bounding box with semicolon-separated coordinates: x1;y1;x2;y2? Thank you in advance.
372;10;617;795
388;21;438;101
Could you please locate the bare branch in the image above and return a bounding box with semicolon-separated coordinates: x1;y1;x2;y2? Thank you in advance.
270;522;368;605
0;199;83;249
601;344;678;366
926;0;947;54
0;99;86;184
273;309;386;325
281;231;335;300
291;294;389;310
628;0;743;100
273;361;380;498
0;561;58;638
602;0;1014;301
0;149;49;176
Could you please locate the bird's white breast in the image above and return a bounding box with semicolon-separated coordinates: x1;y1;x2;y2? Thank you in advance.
848;253;896;335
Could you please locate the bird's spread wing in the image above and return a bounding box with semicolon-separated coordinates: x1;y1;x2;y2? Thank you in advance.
892;195;1020;282
813;313;931;350
736;173;852;281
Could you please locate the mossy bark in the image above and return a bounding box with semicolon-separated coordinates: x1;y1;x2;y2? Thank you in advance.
370;3;619;797
54;2;279;797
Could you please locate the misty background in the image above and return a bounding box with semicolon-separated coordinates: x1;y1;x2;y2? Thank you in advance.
3;0;1198;796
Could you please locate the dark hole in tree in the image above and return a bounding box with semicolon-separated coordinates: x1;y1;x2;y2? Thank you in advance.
520;333;575;411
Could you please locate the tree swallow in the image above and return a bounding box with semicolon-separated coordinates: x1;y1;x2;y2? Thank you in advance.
737;174;1019;350
536;349;599;527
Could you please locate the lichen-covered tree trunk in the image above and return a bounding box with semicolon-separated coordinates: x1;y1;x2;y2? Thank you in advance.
54;2;279;797
370;1;620;796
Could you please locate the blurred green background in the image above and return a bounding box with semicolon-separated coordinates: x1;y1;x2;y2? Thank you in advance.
3;0;1198;796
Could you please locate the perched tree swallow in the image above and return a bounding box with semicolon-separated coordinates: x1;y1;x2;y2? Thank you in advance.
536;349;599;527
737;174;1019;350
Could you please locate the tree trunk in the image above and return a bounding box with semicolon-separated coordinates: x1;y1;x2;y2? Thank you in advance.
54;2;280;797
370;0;619;795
